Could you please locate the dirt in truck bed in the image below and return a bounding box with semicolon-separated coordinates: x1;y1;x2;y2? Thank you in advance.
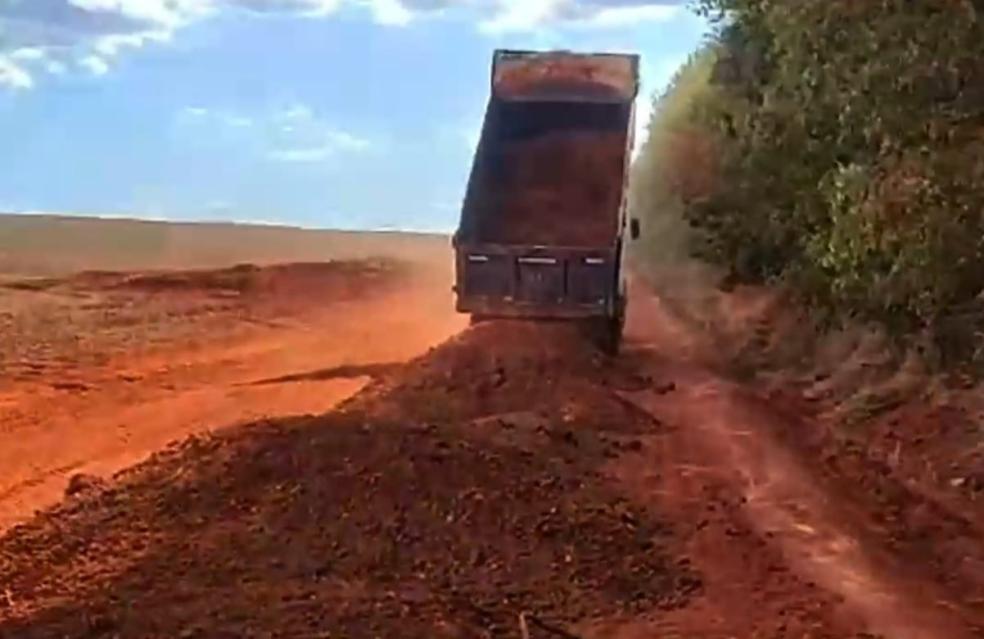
475;131;625;247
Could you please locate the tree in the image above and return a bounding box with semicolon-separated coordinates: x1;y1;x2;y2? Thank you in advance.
636;0;984;362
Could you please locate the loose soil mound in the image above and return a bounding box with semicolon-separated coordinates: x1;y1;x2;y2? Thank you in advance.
0;322;697;638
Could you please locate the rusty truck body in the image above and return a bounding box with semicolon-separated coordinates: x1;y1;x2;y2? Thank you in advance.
453;49;641;351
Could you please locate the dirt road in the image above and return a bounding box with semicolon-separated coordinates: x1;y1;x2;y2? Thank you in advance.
613;292;984;638
1;258;983;637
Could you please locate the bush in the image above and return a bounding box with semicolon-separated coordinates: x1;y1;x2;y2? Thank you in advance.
634;0;984;365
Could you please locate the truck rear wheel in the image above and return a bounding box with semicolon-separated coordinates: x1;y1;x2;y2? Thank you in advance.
583;314;623;356
605;312;625;355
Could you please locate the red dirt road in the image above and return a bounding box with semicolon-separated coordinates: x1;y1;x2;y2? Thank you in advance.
1;257;984;638
613;291;984;638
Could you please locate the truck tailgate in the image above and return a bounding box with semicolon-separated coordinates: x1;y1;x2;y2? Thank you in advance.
456;245;616;318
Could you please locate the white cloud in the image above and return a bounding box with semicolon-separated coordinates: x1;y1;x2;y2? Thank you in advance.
0;58;34;90
268;146;336;163
308;0;345;16
0;0;203;90
94;31;171;57
279;103;314;122
5;46;68;85
0;0;689;90
234;0;343;17
480;0;563;34
10;48;47;62
273;102;373;160
179;107;253;128
176;102;371;163
366;0;413;26
578;4;681;28
326;130;372;151
272;103;372;151
225;115;255;128
269;131;370;162
480;0;684;34
0;0;198;88
68;0;209;29
80;55;111;76
46;60;68;75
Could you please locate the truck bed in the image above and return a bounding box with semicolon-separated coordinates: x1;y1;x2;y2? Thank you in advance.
454;50;638;322
461;100;630;249
470;120;626;247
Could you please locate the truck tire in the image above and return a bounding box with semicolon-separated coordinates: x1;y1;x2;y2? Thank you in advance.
604;293;627;356
604;311;625;356
584;314;623;356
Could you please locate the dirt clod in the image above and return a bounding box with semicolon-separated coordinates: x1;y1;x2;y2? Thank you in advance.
64;474;106;497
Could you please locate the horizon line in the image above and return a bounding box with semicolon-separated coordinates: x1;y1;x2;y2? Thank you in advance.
0;210;454;236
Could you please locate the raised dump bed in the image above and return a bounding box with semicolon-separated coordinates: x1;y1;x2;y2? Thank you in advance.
454;49;640;348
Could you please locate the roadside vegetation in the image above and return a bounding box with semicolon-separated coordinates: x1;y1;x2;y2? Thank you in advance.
632;0;984;370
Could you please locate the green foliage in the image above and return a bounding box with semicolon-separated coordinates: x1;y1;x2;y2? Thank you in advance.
635;0;984;364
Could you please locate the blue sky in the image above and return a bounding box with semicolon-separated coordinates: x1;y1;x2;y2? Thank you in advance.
0;1;707;231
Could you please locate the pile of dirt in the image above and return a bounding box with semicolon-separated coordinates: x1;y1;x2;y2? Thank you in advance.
360;321;650;424
476;131;625;247
0;322;698;638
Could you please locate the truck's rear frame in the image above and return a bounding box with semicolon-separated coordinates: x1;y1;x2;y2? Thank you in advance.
452;242;624;319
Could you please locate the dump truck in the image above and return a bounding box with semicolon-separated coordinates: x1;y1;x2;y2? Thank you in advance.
452;49;641;352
